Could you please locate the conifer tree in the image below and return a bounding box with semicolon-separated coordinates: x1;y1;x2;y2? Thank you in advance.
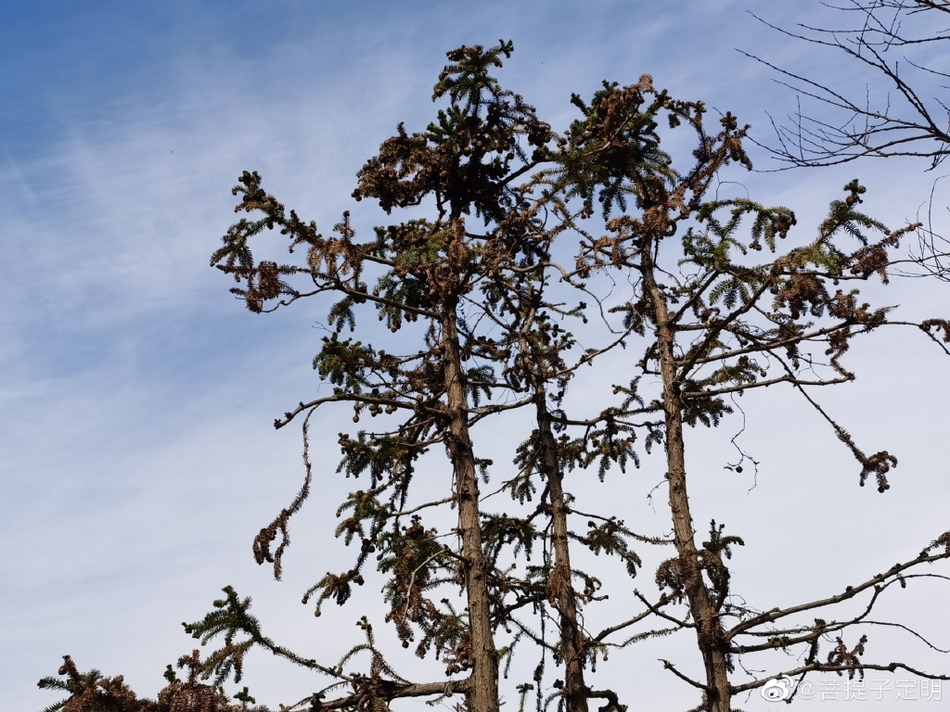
204;41;614;712
41;41;950;712
549;77;950;711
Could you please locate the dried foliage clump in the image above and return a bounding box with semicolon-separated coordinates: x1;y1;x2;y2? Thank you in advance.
37;653;269;712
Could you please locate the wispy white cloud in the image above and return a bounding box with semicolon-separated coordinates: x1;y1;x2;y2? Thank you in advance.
4;2;950;710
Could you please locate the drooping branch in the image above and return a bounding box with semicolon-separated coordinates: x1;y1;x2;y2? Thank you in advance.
728;532;950;641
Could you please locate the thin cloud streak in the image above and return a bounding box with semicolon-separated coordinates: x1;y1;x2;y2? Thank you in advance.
3;2;949;710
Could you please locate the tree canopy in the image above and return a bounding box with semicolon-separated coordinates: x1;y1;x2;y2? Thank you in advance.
41;40;950;712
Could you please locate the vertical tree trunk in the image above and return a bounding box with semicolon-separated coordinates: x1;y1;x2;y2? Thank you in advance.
442;305;500;712
536;395;589;712
642;242;732;712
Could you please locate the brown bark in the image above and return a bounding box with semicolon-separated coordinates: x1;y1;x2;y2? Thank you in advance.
536;396;589;712
641;238;732;712
442;304;500;712
313;678;471;710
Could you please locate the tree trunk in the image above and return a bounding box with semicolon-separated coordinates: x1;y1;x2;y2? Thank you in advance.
442;305;500;712
642;242;732;712
537;395;589;712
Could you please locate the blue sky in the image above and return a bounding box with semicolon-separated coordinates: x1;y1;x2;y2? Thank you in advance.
3;2;950;710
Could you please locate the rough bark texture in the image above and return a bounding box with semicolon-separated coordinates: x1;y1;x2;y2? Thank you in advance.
537;396;589;712
442;304;500;712
642;236;732;712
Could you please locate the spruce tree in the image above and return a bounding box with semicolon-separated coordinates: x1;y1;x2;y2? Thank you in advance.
41;41;950;712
